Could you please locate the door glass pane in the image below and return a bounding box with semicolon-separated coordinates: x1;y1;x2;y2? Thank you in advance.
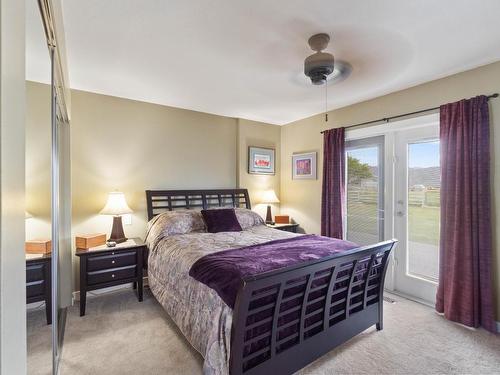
407;140;440;282
346;138;383;245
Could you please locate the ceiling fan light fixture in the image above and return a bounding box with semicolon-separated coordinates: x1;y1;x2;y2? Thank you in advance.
304;33;335;85
304;51;334;85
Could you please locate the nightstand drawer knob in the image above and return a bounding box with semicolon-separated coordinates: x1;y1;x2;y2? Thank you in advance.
111;260;115;264
111;252;115;255
111;274;115;278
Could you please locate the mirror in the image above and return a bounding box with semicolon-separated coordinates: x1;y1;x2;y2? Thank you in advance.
26;0;52;373
26;1;72;373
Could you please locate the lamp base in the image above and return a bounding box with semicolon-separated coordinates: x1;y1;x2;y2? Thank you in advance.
265;205;275;225
109;216;127;244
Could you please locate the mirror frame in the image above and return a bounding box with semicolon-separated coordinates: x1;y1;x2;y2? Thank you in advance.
36;1;71;373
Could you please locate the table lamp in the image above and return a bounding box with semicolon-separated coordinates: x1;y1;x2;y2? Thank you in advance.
261;189;280;224
100;191;133;243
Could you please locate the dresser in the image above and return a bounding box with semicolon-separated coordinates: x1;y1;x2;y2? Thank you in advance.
76;238;145;316
26;254;52;325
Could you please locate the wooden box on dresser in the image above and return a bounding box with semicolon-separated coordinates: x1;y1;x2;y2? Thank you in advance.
76;238;145;316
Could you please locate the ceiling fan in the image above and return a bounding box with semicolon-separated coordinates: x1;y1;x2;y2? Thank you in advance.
304;33;351;121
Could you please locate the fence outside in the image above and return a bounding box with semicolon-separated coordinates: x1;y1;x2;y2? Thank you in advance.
347;187;440;208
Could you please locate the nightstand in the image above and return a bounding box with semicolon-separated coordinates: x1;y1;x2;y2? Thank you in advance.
26;254;51;325
266;223;299;233
76;237;145;316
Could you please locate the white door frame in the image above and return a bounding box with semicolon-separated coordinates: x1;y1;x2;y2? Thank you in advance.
346;113;439;298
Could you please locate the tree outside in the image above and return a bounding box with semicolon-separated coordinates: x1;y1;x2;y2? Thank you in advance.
347;156;373;184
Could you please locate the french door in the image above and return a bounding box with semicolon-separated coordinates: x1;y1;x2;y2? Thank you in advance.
393;126;440;303
346;118;440;305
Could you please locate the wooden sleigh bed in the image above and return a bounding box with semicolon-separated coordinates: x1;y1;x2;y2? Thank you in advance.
146;188;396;375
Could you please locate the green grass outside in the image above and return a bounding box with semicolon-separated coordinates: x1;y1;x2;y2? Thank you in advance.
347;201;440;245
408;205;440;244
424;190;440;206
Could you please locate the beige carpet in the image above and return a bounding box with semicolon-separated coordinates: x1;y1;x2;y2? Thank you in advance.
28;289;500;375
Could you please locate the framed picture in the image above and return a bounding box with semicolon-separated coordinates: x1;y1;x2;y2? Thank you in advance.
248;146;275;175
292;152;317;179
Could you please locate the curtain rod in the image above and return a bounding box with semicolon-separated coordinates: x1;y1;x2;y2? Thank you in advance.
320;93;499;134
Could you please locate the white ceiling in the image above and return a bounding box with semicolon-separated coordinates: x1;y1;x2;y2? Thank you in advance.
27;0;500;125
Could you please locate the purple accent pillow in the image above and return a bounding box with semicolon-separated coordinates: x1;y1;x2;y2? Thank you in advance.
201;208;243;233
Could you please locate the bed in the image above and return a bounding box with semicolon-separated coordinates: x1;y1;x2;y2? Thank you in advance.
145;188;396;375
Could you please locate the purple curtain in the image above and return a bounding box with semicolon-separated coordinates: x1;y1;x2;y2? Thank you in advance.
321;127;345;238
437;95;496;333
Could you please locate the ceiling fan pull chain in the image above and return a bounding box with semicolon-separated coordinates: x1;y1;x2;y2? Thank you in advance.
325;81;328;122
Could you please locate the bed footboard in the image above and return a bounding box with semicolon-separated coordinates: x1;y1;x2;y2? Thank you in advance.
230;239;397;375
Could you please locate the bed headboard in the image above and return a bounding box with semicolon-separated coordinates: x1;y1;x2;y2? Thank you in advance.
145;189;251;221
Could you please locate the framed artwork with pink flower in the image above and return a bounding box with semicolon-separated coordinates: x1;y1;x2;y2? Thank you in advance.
292;152;317;179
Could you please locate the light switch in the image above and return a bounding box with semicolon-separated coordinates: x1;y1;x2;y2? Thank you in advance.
122;214;132;225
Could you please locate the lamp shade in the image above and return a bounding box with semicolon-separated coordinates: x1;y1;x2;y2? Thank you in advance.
100;192;133;216
261;189;280;204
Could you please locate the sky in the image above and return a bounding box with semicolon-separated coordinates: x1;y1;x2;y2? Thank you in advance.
348;140;440;168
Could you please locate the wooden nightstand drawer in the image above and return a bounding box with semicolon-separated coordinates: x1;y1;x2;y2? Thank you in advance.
26;263;45;282
87;265;137;285
87;251;136;272
27;280;45;299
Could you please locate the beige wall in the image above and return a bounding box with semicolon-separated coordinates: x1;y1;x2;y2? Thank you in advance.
0;0;27;372
237;119;281;219
68;90;281;287
71;89;239;240
26;81;51;239
280;61;500;318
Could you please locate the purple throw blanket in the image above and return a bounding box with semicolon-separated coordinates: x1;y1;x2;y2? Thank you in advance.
189;235;358;309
